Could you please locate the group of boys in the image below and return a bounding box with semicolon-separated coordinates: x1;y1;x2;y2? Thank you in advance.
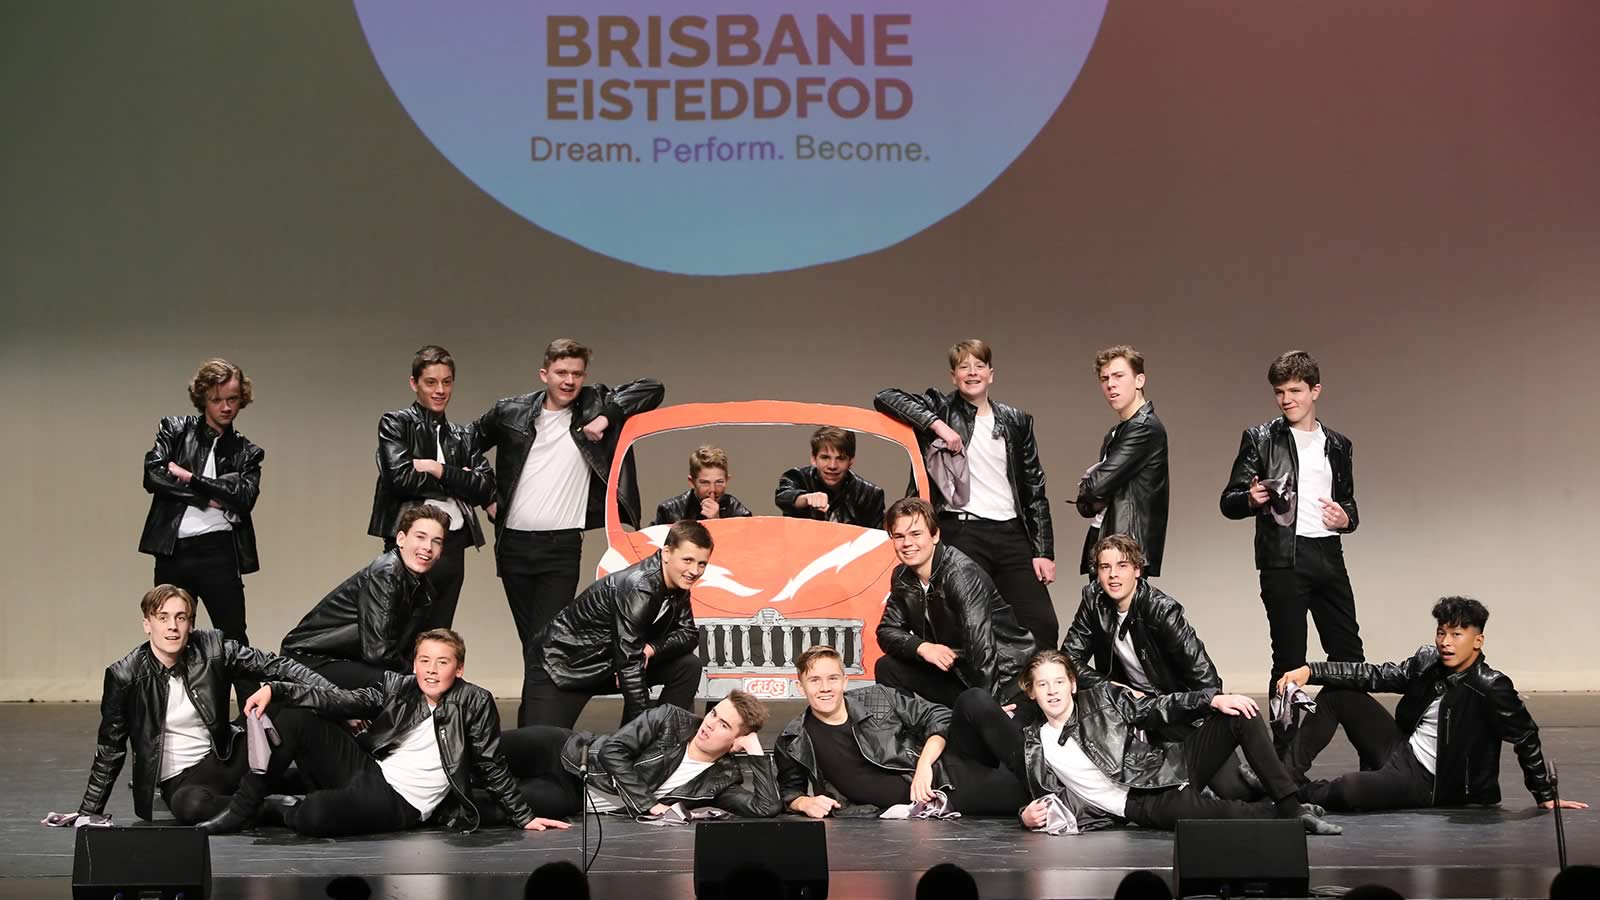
55;338;1581;841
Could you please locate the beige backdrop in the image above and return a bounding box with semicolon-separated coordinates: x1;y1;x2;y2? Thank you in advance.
4;2;1598;699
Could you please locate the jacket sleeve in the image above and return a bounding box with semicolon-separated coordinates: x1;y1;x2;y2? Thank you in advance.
874;588;924;662
142;418;205;506
774;468;809;515
614;592;655;723
1335;439;1359;534
775;742;813;807
651;598;699;661
864;484;887;530
1123;684;1218;729
1309;654;1417;694
1485;672;1554;803
190;441;265;515
225;640;337;690
955;568;1006;698
357;567;406;670
466;692;537;827
594;706;671;814
724;495;755;519
1151;602;1223;692
267;680;385;719
375;412;433;496
1219;430;1263;520
78;668;130;816
873;388;943;435
897;687;953;740
714;753;782;817
437;427;497;507
1012;413;1054;559
1077;417;1159;502
598;378;666;422
650;500;674;527
1061;589;1107;691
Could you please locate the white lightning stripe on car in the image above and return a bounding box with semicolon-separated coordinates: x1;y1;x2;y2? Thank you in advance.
695;564;763;597
768;530;891;604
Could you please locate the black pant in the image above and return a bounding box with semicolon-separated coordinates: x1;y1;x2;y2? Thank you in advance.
159;732;249;824
267;706;424;837
939;515;1057;650
155;532;256;710
522;652;703;729
390;527;474;631
1124;714;1297;829
942;689;1031;815
874;654;968;708
498;528;585;723
500;725;585;818
1259;536;1364;695
1286;687;1434;811
290;654;391;690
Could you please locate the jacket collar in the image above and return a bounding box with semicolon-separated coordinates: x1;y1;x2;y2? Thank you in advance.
640;552;686;602
410;401;450;429
1094;579;1148;634
138;640;192;679
196;418;234;444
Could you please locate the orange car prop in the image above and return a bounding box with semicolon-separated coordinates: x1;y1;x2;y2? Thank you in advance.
600;401;931;701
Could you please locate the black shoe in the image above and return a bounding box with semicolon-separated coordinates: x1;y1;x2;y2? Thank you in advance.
257;794;301;828
197;804;256;835
1298;808;1342;836
1237;757;1265;796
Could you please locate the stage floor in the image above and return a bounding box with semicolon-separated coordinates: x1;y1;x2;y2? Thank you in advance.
4;695;1596;900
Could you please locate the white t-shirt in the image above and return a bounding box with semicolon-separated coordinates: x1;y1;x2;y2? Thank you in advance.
951;413;1016;521
1112;610;1154;692
1040;722;1128;817
159;675;213;781
422;424;466;532
587;755;717;814
177;442;232;538
1291;425;1335;539
504;406;590;532
378;710;452;818
1408;697;1442;775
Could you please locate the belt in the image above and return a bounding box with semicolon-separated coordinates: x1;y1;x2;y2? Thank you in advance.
940;511;1002;523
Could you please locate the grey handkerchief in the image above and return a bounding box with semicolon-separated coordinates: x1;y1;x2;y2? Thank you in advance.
926;440;970;507
246;711;280;774
878;789;960;820
1271;682;1317;732
1260;473;1296;527
1036;794;1080;836
41;812;112;828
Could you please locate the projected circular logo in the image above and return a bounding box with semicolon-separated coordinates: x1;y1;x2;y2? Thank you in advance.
354;2;1107;275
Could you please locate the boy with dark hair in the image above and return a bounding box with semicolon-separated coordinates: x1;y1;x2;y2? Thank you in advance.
1221;350;1364;707
875;339;1058;648
522;520;712;728
474;339;664;721
653;445;754;524
140;358;265;711
55;585;333;831
369;345;495;630
500;689;778;819
282;506;447;688
1278;597;1586;813
1075;346;1169;578
875;497;1035;707
775;426;887;528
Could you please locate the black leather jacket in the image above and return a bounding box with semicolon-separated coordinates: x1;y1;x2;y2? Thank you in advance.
275;671;535;832
1021;681;1218;817
535;552;698;724
139;416;264;573
774;467;887;530
877;543;1035;701
1310;647;1553;805
78;630;333;820
280;549;433;672
1220;417;1358;569
557;705;780;817
874;389;1053;559
774;685;952;814
473;380;664;538
368;403;495;547
651;489;754;526
1075;401;1168;576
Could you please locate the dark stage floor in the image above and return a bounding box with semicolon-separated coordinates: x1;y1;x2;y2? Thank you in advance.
5;696;1597;899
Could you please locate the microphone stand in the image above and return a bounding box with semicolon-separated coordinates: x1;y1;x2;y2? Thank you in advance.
1548;760;1567;871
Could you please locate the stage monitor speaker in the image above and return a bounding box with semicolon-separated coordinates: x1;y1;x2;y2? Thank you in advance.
693;819;828;900
72;826;211;900
1174;819;1308;898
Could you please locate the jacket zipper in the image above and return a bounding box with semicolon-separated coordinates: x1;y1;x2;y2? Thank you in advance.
435;717;481;832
